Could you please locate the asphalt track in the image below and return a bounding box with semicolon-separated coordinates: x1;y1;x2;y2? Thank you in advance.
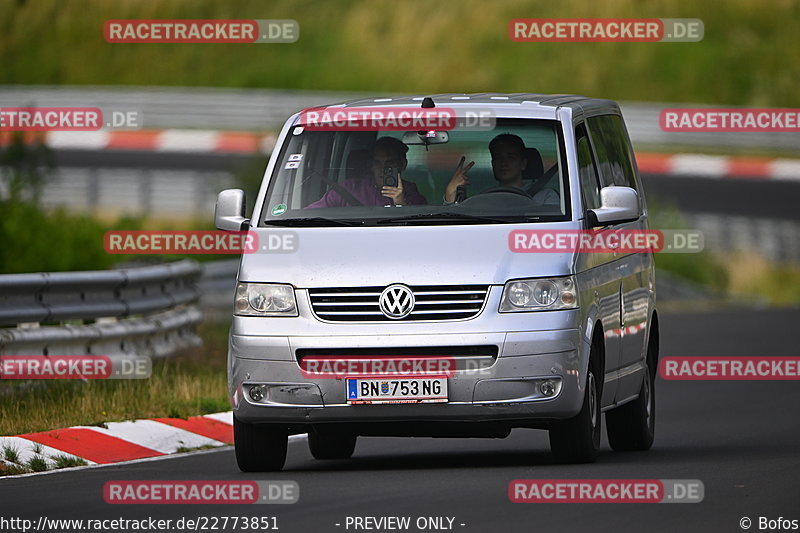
1;307;798;533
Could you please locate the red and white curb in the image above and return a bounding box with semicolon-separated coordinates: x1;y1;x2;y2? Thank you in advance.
0;129;277;155
636;153;800;181
2;129;799;181
0;411;242;472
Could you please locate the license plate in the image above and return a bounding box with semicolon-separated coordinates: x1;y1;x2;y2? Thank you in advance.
346;376;448;404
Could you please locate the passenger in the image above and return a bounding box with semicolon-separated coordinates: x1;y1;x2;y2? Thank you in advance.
306;137;428;208
444;133;558;205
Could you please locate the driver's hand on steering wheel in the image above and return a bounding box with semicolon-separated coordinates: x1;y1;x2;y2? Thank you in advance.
444;156;475;203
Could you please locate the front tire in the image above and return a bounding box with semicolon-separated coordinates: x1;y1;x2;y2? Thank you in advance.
233;416;288;472
549;364;602;464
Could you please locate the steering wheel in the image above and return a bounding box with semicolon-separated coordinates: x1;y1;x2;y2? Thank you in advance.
477;186;534;199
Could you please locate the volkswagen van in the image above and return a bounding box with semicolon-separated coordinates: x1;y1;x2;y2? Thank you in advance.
215;93;659;471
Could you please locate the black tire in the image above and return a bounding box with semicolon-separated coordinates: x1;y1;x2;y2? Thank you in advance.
549;363;602;464
233;416;288;472
308;429;357;460
606;337;657;451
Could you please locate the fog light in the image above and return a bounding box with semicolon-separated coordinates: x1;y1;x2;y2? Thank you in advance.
540;379;557;397
248;385;264;402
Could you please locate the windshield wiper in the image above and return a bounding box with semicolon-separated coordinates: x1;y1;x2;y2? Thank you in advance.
264;217;362;227
376;212;526;225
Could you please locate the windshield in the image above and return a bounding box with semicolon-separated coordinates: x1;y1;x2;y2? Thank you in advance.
260;118;569;226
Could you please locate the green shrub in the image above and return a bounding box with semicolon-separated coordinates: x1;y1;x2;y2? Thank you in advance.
648;200;728;291
0;200;143;273
0;200;239;274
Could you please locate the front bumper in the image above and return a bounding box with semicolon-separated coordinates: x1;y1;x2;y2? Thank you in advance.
229;326;589;427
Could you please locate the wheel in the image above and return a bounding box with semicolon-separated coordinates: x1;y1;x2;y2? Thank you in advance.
549;348;602;464
606;336;657;451
308;429;357;460
233;416;288;472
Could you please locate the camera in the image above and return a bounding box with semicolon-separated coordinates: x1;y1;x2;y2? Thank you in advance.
382;166;399;187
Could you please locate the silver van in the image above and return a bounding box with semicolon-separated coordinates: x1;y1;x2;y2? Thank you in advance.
215;94;659;471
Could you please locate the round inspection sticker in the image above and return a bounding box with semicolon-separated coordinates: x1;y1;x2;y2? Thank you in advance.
271;204;287;216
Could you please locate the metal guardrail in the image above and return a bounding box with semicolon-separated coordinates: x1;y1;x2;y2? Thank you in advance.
3;86;800;151
0;242;788;358
0;260;203;357
198;259;238;320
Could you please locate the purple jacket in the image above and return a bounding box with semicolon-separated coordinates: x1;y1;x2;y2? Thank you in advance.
306;178;428;208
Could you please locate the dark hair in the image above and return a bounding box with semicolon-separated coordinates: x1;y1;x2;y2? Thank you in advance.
489;133;525;155
373;136;409;159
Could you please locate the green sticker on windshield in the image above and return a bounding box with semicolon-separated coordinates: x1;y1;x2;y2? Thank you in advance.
271;204;287;216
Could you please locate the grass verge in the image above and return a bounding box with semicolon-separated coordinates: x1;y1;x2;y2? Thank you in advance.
0;322;230;437
649;200;799;306
720;251;800;306
0;443;89;477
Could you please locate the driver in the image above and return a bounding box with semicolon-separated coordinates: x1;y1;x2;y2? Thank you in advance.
443;133;559;205
306;137;428;208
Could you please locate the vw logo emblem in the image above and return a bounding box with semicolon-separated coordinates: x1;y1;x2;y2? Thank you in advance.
379;284;415;319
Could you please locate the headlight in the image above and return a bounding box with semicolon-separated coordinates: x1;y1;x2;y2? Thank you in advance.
235;283;298;316
499;276;577;312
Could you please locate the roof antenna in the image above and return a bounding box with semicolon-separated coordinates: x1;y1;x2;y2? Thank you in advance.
419;97;436;151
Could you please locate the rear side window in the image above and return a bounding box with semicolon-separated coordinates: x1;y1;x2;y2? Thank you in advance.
586;114;638;190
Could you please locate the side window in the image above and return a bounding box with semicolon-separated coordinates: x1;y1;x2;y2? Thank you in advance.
576;125;601;210
586;114;638;191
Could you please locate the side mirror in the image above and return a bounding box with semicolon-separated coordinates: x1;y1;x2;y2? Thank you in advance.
215;189;249;231
587;186;640;227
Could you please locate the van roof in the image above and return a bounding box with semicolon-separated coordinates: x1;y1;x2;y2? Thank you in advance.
328;93;620;116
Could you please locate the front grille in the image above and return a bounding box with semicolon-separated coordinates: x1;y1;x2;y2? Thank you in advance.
296;346;498;359
308;285;489;322
295;346;498;370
